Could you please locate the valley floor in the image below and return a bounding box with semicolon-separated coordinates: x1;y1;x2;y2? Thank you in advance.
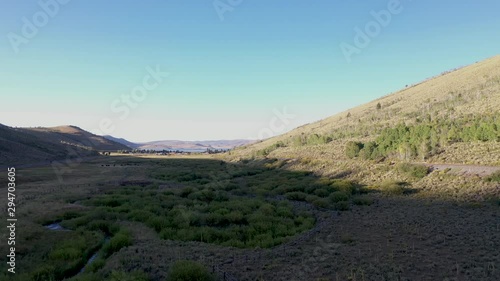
1;154;498;281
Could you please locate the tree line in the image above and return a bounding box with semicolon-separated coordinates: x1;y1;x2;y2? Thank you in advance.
346;114;500;160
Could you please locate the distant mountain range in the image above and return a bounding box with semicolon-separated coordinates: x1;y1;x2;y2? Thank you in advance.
0;125;129;165
103;136;255;152
0;123;255;165
101;135;140;149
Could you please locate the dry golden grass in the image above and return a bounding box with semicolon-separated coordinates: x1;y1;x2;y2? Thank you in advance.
226;55;500;202
428;141;500;165
232;55;500;154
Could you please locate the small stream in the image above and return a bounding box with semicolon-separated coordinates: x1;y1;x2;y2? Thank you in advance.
45;222;110;275
45;222;70;231
79;252;99;274
79;237;110;274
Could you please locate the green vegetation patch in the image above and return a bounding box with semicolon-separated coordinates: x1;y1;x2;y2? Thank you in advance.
167;260;215;281
344;115;500;160
396;163;429;179
378;181;408;196
26;229;105;281
486;170;500;182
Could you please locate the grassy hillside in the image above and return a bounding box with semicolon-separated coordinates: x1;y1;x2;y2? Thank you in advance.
231;56;500;163
227;56;500;201
0;124;130;165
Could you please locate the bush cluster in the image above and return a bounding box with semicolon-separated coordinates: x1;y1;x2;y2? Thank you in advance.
396;163;429;179
345;115;500;160
167;260;215;281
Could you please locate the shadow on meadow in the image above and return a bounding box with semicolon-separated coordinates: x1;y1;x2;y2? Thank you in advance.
1;156;498;281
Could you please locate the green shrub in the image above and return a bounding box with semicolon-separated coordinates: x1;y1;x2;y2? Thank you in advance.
345;141;363;158
102;231;132;258
109;270;149;281
226;210;246;224
87;220;118;235
285;192;307;201
69;272;102;281
312;198;329;208
222;182;239;191
305;195;320;204
86;257;105;273
306;134;332;145
317;177;332;185
334;201;350;211
292;135;306;146
222;239;245;248
62;211;83;220
396;163;429;179
31;265;56;281
304;185;317;194
50;247;81;260
128;210;154;222
256;141;286;156
330;180;356;194
61;215;91;229
486;171;500;182
189;189;215;202
359;141;377;160
167;260;215;281
214;190;229;201
352;195;374;206
379;181;406;195
88;208;117;221
329;191;350;203
313;188;329;198
179;187;195;198
160;227;178;240
146;216;169;232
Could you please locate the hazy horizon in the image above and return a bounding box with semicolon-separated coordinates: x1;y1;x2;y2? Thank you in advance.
1;1;500;141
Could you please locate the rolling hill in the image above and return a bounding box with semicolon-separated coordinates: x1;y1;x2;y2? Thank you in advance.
228;55;500;192
102;135;140;149
232;55;500;161
0;125;130;166
134;139;255;152
103;136;254;152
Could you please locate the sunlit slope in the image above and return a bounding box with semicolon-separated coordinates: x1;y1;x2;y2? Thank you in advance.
0;125;130;165
233;55;500;161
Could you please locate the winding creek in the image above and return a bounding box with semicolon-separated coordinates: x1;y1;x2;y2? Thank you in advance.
44;222;70;231
45;222;109;276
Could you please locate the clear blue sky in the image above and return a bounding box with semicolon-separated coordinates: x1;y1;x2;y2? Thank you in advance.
1;0;499;142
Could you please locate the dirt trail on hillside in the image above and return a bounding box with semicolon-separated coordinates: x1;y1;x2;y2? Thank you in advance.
424;163;500;177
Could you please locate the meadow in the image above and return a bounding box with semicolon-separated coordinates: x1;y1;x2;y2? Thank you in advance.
0;154;498;280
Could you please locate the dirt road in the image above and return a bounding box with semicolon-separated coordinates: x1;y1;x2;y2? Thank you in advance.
425;163;500;177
